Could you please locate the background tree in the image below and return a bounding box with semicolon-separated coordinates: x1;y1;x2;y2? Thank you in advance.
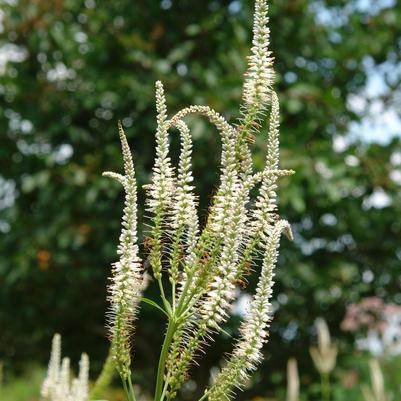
0;0;400;399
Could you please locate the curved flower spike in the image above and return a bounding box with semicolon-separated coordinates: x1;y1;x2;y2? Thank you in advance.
168;120;199;293
146;81;176;281
104;123;143;380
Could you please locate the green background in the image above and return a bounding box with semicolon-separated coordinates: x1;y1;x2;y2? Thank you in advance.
0;0;400;399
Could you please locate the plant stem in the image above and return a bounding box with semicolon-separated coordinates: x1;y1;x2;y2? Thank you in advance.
197;389;210;401
128;375;137;401
172;281;176;312
158;277;172;316
160;381;169;401
123;379;134;401
321;372;331;401
154;318;177;401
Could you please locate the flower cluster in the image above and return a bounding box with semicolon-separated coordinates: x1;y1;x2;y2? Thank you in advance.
341;297;401;356
41;334;89;401
39;1;294;400
207;220;292;401
100;1;294;400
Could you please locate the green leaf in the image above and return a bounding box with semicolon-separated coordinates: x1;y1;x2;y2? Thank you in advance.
140;297;169;317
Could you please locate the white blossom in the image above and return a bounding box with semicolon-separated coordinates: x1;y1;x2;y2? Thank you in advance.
41;334;90;401
103;122;143;379
207;220;292;401
242;0;275;110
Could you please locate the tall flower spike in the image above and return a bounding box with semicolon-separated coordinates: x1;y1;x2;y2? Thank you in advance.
266;91;280;169
236;0;275;177
252;91;281;237
66;353;90;401
146;81;175;280
59;357;71;398
169;121;199;291
41;333;61;398
362;359;390;401
235;93;286;284
249;80;291;246
76;353;90;401
206;220;292;401
309;318;338;375
287;358;300;401
173;121;198;236
242;0;274;110
103;122;142;380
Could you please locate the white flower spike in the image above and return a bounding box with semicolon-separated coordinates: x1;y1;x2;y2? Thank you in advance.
41;334;90;401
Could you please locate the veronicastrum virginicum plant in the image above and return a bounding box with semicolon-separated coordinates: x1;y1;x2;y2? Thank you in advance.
104;0;294;399
41;1;294;400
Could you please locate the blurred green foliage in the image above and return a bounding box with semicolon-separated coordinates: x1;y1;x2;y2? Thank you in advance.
0;0;400;399
0;365;44;401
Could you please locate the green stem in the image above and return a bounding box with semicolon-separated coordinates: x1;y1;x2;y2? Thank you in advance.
198;389;210;401
160;381;169;401
321;372;331;401
172;281;176;312
122;379;134;401
175;269;194;316
158;278;172;316
154;319;177;401
128;375;137;401
176;239;221;318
